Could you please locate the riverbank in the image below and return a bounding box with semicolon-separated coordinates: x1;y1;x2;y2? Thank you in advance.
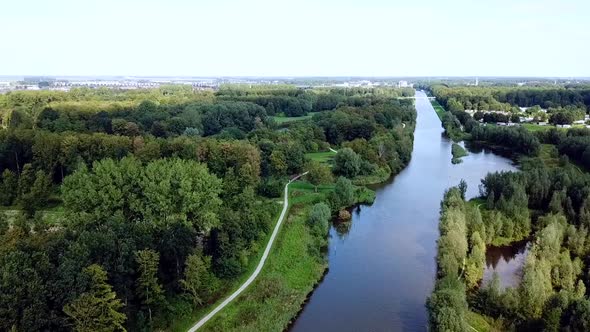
180;177;380;331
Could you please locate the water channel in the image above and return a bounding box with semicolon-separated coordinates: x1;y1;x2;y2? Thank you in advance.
290;90;518;331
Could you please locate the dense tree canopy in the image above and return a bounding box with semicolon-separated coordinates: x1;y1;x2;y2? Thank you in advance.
0;85;417;331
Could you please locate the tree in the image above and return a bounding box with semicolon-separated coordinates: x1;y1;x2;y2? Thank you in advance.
135;250;165;323
269;150;288;176
62;157;222;230
465;232;485;288
19;170;52;215
306;160;333;192
0;169;18;205
565;299;590;331
332;177;355;209
458;179;467;200
63;264;126;332
333;148;361;178
308;202;331;236
17;163;35;200
180;253;218;306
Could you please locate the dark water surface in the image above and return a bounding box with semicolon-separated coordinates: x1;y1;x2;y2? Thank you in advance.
289;91;517;332
482;241;530;289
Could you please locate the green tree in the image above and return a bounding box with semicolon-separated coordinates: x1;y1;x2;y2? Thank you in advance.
0;169;18;205
308;202;331;236
464;231;485;288
333;148;361;178
180;253;218;306
306;160;333;192
269;150;288;176
332;177;355;209
19;170;52;215
17;163;35;200
135;249;165;323
63;264;127;332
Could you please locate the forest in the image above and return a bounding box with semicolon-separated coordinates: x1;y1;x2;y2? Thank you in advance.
428;84;590;331
0;85;415;331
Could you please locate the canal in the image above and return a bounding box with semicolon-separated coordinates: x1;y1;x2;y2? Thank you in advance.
289;90;517;331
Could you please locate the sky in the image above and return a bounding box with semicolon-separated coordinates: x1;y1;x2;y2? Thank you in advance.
1;0;589;77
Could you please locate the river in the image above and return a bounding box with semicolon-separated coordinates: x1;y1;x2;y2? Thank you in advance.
289;91;517;331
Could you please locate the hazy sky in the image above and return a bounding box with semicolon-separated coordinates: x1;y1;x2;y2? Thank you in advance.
2;0;589;77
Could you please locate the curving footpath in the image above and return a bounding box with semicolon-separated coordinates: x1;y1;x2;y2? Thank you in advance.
188;172;308;331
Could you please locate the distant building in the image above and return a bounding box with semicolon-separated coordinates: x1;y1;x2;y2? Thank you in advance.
398;80;409;88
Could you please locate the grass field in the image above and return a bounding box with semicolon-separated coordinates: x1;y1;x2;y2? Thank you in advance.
521;123;555;132
305;150;337;165
271;114;313;124
431;100;446;120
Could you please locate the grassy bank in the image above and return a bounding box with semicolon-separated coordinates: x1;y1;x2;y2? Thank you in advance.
199;205;326;332
431;100;446;120
190;179;375;331
451;143;468;164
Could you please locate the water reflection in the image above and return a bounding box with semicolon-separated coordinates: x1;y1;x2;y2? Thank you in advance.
334;220;352;238
482;241;530;289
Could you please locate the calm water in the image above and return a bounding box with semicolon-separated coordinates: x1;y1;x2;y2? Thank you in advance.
482;241;530;289
289;91;517;332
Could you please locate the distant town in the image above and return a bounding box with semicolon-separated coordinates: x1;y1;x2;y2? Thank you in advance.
2;76;589;94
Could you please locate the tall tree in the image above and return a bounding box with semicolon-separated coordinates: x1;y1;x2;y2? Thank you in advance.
306;160;333;192
63;264;127;332
180;253;218;306
135;249;165;323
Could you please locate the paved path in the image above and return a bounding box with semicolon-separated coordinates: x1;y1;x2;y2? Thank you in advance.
329;147;338;153
187;172;308;331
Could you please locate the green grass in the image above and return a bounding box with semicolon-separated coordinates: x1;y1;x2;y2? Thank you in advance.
271;114;313;124
271;112;322;124
465;311;504;332
305;150;337;165
289;181;334;206
0;205;66;226
431;100;446;120
198;200;327;332
538;144;560;168
521;123;555;132
451;143;468;164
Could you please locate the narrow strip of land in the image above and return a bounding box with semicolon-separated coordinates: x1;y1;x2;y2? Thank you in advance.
187;172;308;331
